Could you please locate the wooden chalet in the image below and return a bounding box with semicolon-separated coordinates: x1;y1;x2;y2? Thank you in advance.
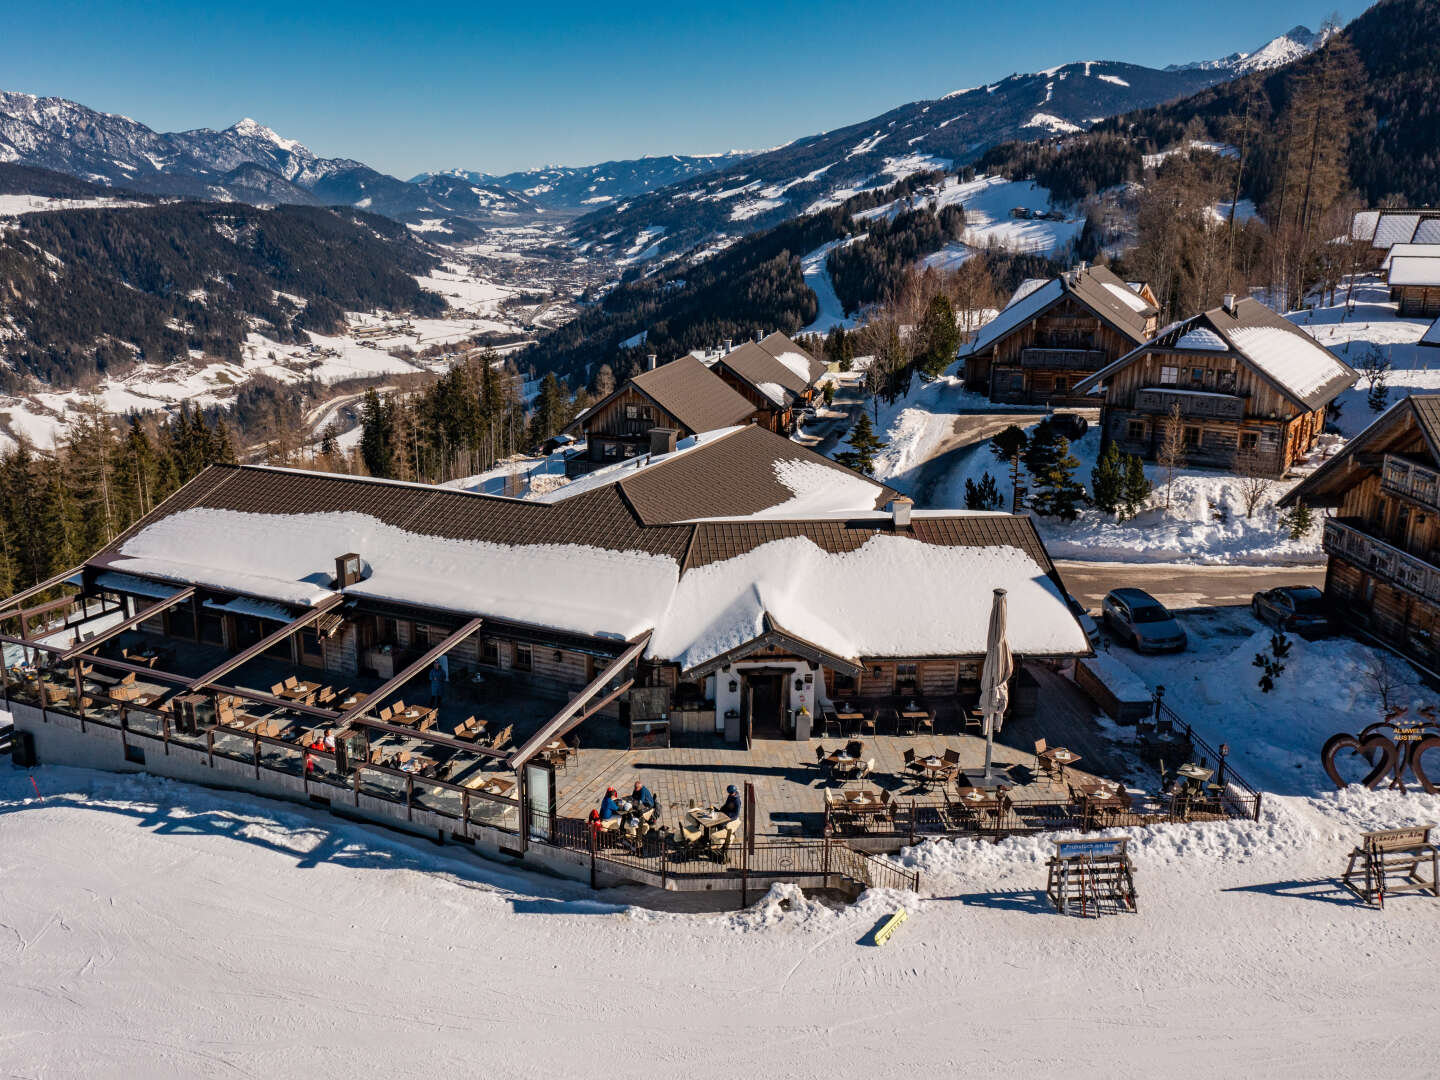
1282;395;1440;673
1;422;1088;880
962;265;1158;406
709;332;828;433
1073;295;1356;478
1352;209;1440;268
1387;256;1440;318
569;355;756;474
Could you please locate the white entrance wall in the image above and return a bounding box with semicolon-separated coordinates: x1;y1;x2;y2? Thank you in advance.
710;660;819;737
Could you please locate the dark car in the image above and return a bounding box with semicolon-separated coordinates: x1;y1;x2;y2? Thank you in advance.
1251;586;1331;637
1048;413;1089;439
1102;588;1187;653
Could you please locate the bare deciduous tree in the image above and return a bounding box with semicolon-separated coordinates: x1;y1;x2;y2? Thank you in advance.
1157;402;1187;510
1236;452;1274;519
1363;652;1412;718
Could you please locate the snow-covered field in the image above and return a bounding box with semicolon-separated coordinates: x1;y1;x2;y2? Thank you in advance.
3;758;1436;1078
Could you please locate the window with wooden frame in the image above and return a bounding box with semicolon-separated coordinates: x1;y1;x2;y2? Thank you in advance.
1126;419;1146;441
481;638;500;667
1190;367;1205;386
895;662;919;694
1159;366;1179;385
513;643;533;672
1183;426;1202;447
623;403;654;422
1240;431;1259;451
1216;370;1237;393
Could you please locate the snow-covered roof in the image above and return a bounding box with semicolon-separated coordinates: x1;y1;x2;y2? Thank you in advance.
87;463;1083;665
966;265;1153;357
1387;256;1440;288
203;594;298;622
1174;327;1229;351
648;534;1088;672
714;333;824;405
1351;210;1380;243
1416;219;1440;245
1422;317;1440;349
1379;243;1440;270
1075;298;1355;410
1373;214;1421;249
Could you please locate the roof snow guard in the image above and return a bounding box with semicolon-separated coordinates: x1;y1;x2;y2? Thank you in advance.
1074;297;1356;411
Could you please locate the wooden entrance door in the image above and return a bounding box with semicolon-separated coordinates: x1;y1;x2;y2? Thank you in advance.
745;671;787;740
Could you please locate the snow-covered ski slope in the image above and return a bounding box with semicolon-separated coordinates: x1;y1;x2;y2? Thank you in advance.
1;762;1435;1078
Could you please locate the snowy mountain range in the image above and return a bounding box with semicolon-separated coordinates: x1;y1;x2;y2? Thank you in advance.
568;25;1336;259
1168;25;1334;75
0;21;1334;247
413;153;753;212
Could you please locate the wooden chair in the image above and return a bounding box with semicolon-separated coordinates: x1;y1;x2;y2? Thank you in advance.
815;745;829;767
903;747;923;774
895;709;915;737
820;707;842;739
859;711;877;737
284;676;299;690
392;699;406;714
489;724;513;750
378;705;394;721
845;739;864;760
963;709;983;734
916;710;936;737
269;682;287;696
942;748;960;769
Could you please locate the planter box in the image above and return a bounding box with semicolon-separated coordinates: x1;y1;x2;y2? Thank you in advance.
1075;654;1152;723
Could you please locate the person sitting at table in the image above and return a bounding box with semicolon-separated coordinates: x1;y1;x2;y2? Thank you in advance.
428;661;445;708
631;781;656;813
599;786;621;821
719;784;741;821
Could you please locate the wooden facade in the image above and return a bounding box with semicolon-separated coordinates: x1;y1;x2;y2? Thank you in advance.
1395;283;1440;319
1095;347;1328;477
1284;397;1440;672
985;295;1147;406
578;384;688;465
709;367;792;433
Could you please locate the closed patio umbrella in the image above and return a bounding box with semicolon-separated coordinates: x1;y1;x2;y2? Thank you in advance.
977;587;1013;786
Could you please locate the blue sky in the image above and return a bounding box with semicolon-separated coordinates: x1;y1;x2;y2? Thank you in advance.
6;1;1369;177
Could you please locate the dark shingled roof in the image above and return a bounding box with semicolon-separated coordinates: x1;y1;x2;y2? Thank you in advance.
755;332;827;385
617;425;897;526
626;355;755;434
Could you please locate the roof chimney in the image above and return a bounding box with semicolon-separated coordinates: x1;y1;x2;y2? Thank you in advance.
723;338;733;353
1222;293;1237;315
648;428;679;456
887;496;914;530
335;553;363;588
646;353;658;371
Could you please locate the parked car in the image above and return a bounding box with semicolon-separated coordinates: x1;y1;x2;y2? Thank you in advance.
1102;588;1187;652
1251;585;1331;637
1048;413;1089;439
1066;594;1102;648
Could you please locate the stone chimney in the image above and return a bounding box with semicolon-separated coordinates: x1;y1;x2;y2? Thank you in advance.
646;353;658;371
887;496;914;530
649;428;679;456
723;338;733;353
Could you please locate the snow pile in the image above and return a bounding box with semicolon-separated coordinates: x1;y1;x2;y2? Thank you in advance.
1101;612;1433;795
1175;326;1228;351
650;533;1087;671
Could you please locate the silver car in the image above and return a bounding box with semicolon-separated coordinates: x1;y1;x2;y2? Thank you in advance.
1102;588;1187;653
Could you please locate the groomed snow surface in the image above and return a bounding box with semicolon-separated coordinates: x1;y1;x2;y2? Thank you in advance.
3;759;1436;1077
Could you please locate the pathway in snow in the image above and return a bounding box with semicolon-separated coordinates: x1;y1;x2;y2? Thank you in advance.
800;237;859;334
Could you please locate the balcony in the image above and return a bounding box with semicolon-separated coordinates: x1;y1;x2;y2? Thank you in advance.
1323;518;1440;604
1134;387;1246;420
1019;347;1108;371
1381;454;1440;514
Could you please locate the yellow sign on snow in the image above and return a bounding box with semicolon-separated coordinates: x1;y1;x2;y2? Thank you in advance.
874;907;908;946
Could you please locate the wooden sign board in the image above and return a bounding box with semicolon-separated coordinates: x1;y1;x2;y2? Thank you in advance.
1056;838;1128;860
1364;825;1433;852
874;908;907;946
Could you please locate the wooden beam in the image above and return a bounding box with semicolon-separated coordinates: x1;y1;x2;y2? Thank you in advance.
0;564;86;621
59;586;196;661
187;594;345;690
336;618;483;726
509;633;650;769
346;715;509;759
208;683;342;722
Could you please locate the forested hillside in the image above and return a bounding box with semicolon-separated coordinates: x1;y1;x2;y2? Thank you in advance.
0;200;443;388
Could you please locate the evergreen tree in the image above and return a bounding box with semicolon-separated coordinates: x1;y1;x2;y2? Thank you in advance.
989;425;1029;512
358;388;395;478
1279;498;1315;540
1024;422;1087;521
915;293;960;380
964;472;1003;511
834;412;887;476
1121;453;1153;519
1090;441;1125;515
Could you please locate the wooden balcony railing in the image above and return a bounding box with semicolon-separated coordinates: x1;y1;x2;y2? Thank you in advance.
1019;347;1108;370
1323;518;1440;603
1381;454;1440;513
1134;387;1246;420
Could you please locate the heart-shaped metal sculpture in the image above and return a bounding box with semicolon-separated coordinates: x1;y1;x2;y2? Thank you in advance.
1405;735;1440;795
1322;731;1398;790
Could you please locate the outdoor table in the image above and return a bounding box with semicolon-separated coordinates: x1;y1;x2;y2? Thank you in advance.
830;788;886;813
1176;762;1215;786
954;786;1003;809
687;808;730;833
824;750;862;776
835;709;865;729
396;705;435;726
915;755;956;786
131;692;160;709
338;693;367;709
